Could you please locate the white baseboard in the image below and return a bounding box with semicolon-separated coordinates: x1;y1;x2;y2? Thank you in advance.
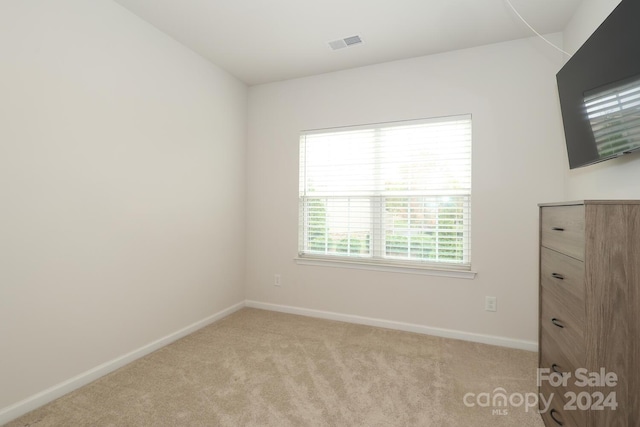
245;300;538;352
0;301;245;426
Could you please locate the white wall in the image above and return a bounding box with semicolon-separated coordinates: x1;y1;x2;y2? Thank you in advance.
246;36;566;347
0;0;246;415
560;0;640;200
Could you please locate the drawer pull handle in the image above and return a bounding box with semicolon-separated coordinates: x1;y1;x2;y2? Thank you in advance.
551;318;565;328
551;273;564;280
551;227;565;231
550;408;563;425
551;363;562;373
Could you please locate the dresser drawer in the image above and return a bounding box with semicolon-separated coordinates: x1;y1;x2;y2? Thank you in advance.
540;205;585;260
540;325;587;384
540;382;585;427
540;288;585;369
540;248;585;326
539;350;584;400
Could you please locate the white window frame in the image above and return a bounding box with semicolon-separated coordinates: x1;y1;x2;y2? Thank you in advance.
297;116;475;279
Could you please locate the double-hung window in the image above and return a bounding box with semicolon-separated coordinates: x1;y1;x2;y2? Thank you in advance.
298;115;472;271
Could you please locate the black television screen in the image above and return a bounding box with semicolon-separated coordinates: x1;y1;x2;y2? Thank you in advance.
556;0;640;169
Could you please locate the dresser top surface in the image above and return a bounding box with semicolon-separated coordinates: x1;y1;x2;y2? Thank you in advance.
539;200;640;207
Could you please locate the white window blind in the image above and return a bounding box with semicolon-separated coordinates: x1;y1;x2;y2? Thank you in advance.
298;115;472;270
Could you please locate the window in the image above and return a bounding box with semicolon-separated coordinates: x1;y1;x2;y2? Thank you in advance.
298;115;472;271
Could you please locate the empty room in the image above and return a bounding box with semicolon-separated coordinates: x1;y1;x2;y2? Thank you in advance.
2;0;638;426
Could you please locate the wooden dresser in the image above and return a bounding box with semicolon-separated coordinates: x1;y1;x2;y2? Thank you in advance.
538;201;640;427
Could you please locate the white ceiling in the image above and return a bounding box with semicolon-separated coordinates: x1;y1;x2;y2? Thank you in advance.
113;0;583;86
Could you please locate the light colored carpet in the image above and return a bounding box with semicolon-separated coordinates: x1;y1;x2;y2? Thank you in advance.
6;308;544;426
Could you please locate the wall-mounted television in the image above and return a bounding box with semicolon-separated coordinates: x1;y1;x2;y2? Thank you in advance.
557;0;640;169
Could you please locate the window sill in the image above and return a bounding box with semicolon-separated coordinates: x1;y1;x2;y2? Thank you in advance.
294;257;477;279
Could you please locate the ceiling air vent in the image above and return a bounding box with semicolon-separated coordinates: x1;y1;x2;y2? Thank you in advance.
328;35;363;50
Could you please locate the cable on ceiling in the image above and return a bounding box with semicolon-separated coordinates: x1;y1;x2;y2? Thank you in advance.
505;0;571;56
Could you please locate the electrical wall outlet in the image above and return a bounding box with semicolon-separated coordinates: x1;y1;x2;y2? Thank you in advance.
274;274;281;287
485;296;497;312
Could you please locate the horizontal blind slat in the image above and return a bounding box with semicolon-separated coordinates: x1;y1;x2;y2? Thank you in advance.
299;115;472;267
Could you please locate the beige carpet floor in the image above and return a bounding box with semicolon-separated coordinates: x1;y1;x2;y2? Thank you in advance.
6;308;544;426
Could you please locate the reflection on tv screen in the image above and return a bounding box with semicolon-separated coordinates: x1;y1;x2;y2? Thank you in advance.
584;74;640;158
